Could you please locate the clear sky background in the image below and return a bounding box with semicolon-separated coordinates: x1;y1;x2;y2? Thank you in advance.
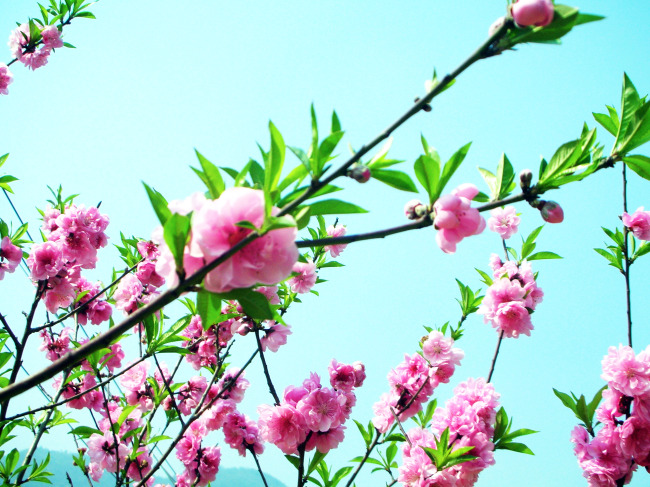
2;1;650;486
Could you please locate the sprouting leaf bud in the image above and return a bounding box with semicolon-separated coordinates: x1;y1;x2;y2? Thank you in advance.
404;200;428;220
519;169;533;189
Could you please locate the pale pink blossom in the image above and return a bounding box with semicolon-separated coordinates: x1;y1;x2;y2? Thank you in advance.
433;184;485;253
488;206;520;239
256;285;281;304
8;24;51;70
87;431;130;473
28;241;64;280
41;25;63;49
323;225;347;257
260;322;291;352
0;236;22;279
601;345;650;397
192;188;298;292
0;63;13;95
622;207;650;241
288;260;317;294
305;425;346;453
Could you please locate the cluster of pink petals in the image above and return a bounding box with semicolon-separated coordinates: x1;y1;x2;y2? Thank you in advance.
571;345;650;485
0;63;12;95
8;24;62;71
487;206;520;240
53;371;103;411
155;188;298;293
39;327;72;361
373;333;463;433
478;256;543;338
27;204;110;314
433;184;486;253
622;207;650;241
175;422;222;486
399;378;500;487
114;241;164;317
73;277;113;325
0;236;22;279
258;360;364;455
323;224;347;257
223;410;264;456
288;260;317;294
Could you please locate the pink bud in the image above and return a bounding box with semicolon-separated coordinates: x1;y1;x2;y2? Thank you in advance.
540;201;564;223
347;163;371;183
511;0;554;27
404;200;426;220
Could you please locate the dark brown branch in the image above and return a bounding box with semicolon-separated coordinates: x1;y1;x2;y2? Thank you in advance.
487;331;504;383
253;325;280;405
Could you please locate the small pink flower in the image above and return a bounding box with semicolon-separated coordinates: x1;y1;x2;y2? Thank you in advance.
0;64;13;95
323;225;347;257
260;322;291;352
488;206;520;239
328;360;357;393
622;207;650;241
0;236;22;279
28;241;64;281
511;0;554;27
288;260;317;294
433;184;485;253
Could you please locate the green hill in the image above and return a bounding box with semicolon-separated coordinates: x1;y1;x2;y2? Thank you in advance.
18;448;287;486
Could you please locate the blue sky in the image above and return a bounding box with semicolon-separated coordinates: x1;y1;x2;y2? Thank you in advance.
2;1;650;486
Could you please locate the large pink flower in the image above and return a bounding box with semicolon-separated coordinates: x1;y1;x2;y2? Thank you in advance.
258;403;308;454
192;187;298;292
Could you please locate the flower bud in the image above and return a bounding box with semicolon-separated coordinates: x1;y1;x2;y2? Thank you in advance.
519;169;533;189
404;199;427;220
540;200;564;223
511;0;554;27
347;163;371;183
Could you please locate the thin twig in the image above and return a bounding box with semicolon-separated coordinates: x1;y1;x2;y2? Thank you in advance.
253;325;280;405
344;428;381;487
622;164;633;348
250;448;270;487
0;312;19;349
487;331;504;383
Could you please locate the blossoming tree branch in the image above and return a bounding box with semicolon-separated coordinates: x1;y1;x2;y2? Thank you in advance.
1;1;650;486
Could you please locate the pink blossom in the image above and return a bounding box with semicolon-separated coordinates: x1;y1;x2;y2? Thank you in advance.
120;361;150;392
487;206;520;239
601;345;650;397
41;25;63;49
433;184;485;253
0;63;12;95
216;368;249;403
258;403;308;454
305;425;346;453
176;376;208;415
352;361;366;388
192;187;298;292
136;260;165;287
8;24;52;70
288;260;317;294
511;0;554;27
28;241;64;280
222;411;264;456
422;330;464;367
197;446;221;485
297;388;345;432
256;285;281;304
323;225;347;257
176;431;202;465
203;399;236;431
87;431;130;473
622;207;650;241
0;236;22;279
114;274;144;314
39;328;72;361
126;447;152;482
137;240;160;260
260;322;291;352
328;360;357;393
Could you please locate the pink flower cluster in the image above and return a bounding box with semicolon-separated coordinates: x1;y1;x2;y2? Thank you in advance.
175;422;222;487
154;188;298;293
571;345;650;486
257;360;365;455
433;184;486;253
27;204;110;315
622;207;650;241
0;236;22;280
487;206;520;240
182;304;291;370
478;256;543;338
373;332;463;433
8;24;63;71
114;241;165;316
399;378;500;487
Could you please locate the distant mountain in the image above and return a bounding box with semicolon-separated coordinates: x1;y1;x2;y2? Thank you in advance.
19;448;287;486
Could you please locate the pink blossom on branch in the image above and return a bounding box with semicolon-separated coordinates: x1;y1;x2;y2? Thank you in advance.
41;25;63;49
487;206;520;239
323;224;347;257
622;207;650;241
433;184;486;253
510;0;555;27
8;24;51;70
0;236;22;279
288;260;317;294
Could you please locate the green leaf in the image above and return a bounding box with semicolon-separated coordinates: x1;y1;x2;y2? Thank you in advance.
307;451;327;476
413;154;440;204
194;149;225;198
74;10;95;18
370;169;417;192
592;112;617;136
265;121;286;192
594;248;623;271
68;426;102;438
217;288;273;320
624;155;650;181
439;142;471;196
319;131;344;163
553;388;577;414
526;251;563;261
196;291;222;330
163;213;191;274
306;199;367;216
285;455;300;470
496;442;534;455
143;182;171;225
